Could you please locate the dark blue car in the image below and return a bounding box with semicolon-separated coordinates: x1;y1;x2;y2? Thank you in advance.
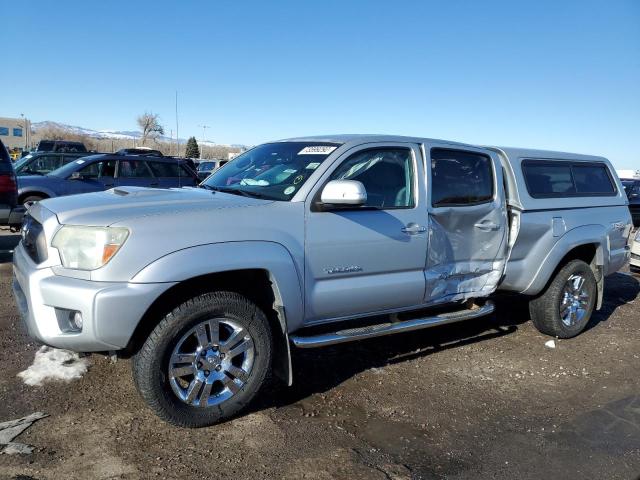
17;153;199;207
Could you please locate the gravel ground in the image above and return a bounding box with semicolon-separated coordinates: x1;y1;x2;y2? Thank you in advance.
0;231;639;480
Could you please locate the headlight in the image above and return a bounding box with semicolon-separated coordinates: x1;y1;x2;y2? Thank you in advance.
52;226;129;270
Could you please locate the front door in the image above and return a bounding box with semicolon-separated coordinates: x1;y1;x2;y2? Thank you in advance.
304;144;428;323
423;145;508;304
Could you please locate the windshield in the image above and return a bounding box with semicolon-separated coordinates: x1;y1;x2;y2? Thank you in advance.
14;154;35;171
202;142;340;201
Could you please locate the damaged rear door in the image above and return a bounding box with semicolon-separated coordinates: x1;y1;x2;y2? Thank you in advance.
422;145;508;304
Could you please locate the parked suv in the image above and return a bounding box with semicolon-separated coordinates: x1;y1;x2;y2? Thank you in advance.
36;140;87;153
14;152;91;176
15;153;198;213
12;135;632;427
0;139;22;228
621;179;640;227
196;159;228;181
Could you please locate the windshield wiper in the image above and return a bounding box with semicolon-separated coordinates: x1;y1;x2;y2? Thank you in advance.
204;185;271;199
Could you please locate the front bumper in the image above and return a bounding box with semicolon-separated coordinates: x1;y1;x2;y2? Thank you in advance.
12;242;176;352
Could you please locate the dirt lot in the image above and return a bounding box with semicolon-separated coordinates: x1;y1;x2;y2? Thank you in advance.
0;231;639;480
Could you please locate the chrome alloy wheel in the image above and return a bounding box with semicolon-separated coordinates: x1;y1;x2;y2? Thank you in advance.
559;274;590;327
168;318;255;407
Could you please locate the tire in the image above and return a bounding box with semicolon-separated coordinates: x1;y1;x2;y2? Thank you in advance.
132;291;273;428
529;259;597;339
21;195;45;206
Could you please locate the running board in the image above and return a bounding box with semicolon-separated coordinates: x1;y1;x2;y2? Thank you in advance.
290;301;495;348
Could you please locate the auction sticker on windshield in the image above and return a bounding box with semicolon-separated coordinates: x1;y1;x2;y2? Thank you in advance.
298;146;337;155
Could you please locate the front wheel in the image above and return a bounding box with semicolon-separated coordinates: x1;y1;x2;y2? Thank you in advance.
132;291;273;427
529;259;597;338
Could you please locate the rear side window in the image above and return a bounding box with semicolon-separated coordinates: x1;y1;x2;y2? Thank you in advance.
0;141;12;174
148;161;181;177
431;149;494;207
118;160;152;178
572;165;615;194
523;161;616;198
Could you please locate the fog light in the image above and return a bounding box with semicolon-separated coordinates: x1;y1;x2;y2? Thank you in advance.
71;311;83;330
54;308;83;333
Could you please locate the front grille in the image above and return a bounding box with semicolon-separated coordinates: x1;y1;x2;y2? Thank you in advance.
21;214;48;264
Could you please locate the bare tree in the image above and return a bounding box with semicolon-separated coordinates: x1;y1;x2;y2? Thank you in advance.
136;112;164;145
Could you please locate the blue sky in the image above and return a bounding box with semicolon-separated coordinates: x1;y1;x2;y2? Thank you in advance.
2;0;638;168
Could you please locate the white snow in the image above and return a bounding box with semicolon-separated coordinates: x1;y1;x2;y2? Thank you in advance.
17;346;89;386
544;339;556;349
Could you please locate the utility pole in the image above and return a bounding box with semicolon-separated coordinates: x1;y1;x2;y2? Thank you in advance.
198;124;210;159
175;90;180;157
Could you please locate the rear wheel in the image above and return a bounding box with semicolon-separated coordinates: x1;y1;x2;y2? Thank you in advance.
529;259;596;338
132;291;273;427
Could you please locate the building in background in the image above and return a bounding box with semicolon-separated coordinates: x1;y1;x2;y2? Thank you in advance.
0;116;31;156
617;169;640;179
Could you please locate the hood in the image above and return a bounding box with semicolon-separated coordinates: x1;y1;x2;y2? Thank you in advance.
40;186;272;226
18;174;66;187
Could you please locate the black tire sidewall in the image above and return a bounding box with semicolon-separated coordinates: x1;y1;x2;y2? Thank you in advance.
133;292;273;427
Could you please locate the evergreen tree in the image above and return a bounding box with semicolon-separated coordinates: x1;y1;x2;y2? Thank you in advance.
185;136;200;158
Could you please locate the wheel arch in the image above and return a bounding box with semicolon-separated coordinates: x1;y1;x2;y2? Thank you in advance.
126;241;304;385
18;190;51;204
524;225;607;308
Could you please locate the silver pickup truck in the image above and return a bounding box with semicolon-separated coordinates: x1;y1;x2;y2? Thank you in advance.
12;135;632;427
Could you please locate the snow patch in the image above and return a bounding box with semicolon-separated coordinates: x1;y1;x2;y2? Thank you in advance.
18;346;89;386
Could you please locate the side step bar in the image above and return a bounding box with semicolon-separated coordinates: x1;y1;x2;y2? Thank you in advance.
290;301;495;348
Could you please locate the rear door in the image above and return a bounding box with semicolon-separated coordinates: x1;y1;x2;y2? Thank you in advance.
423;145;508;303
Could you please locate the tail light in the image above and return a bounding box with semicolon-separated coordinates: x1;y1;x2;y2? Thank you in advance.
0;173;17;193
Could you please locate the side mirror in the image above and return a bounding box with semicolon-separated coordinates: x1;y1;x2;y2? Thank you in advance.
320;180;367;207
69;172;82;180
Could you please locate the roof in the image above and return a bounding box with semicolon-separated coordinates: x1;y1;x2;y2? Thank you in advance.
80;153;189;163
276;135;606;161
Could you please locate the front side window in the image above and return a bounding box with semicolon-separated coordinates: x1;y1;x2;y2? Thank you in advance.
431;149;494;207
203;142;341;201
328;148;414;209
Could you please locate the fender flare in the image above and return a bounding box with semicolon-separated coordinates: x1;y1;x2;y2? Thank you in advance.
18;187;56;201
132;241;304;385
523;224;607;298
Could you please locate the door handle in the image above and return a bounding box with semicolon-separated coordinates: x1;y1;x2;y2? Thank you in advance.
474;221;500;231
401;223;427;235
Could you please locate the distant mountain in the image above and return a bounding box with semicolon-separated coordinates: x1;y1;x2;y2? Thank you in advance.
31;121;246;149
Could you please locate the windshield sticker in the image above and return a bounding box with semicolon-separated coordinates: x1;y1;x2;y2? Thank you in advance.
283;168;297;174
76;159;85;164
293;175;305;185
298;146;337;155
306;162;321;170
284;186;296;195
